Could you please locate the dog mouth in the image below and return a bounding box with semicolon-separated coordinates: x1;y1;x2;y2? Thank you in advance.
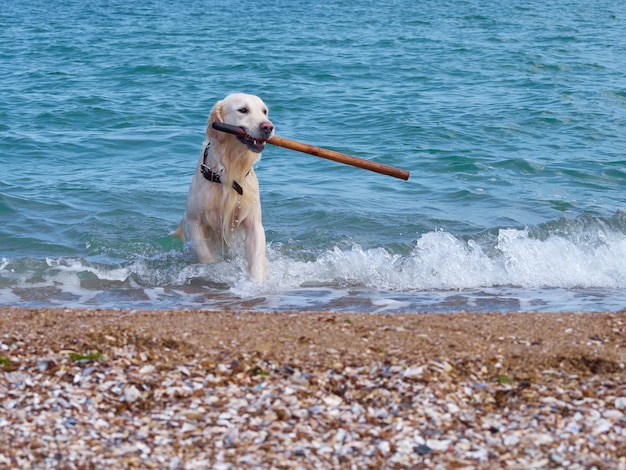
237;133;266;153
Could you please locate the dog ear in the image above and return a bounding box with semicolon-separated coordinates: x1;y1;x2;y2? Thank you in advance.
206;100;225;141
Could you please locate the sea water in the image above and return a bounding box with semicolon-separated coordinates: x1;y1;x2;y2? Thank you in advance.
1;0;625;313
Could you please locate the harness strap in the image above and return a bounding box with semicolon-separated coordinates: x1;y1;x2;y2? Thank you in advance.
200;142;244;196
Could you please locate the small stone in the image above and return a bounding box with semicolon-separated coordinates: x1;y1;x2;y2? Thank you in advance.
123;385;142;403
615;397;626;410
429;360;453;373
333;428;347;443
377;440;390;454
502;433;520;446
565;422;582;433
414;444;432;455
426;439;451;451
446;402;460;414
139;365;156;375
533;433;553;445
37;360;53;371
181;423;197;434
549;451;565;464
529;459;550;468
603;409;623;420
323;395;342;407
591;420;612;435
467;448;487;460
403;366;424;379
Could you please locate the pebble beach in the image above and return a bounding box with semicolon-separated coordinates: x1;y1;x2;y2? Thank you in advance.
1;308;625;468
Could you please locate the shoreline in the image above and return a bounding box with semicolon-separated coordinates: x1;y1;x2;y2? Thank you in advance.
1;307;625;467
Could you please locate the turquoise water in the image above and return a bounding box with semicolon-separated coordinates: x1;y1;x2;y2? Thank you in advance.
1;0;625;312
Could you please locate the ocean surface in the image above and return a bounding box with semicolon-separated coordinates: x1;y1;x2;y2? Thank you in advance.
1;0;625;313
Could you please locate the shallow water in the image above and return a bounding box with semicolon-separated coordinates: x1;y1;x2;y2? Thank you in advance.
1;0;625;312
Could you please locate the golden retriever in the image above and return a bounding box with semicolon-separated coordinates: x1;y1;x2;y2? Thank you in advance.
173;93;274;281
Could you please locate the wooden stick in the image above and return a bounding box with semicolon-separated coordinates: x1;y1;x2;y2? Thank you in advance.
211;122;410;181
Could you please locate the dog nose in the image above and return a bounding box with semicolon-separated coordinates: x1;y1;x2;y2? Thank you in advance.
260;121;274;135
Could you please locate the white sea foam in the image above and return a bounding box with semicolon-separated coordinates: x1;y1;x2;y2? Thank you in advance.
46;258;130;282
256;228;626;293
495;228;626;288
1;226;626;311
371;298;412;312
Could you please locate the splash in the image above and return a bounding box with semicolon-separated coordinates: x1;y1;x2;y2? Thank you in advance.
2;215;626;312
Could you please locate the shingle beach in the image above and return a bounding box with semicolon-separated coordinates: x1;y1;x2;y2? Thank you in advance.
1;308;625;468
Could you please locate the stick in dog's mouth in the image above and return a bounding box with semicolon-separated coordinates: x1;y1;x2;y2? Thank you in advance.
211;121;410;180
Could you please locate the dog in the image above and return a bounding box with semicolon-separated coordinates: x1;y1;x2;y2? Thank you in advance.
173;93;274;281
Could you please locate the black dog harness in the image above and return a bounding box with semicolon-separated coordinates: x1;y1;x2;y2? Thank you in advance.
200;142;244;196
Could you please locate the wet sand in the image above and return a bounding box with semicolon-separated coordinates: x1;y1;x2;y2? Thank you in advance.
1;307;625;468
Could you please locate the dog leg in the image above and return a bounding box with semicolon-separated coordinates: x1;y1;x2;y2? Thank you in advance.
185;220;219;264
244;219;267;281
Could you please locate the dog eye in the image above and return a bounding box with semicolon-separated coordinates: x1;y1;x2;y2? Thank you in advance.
263;109;268;115
238;107;248;114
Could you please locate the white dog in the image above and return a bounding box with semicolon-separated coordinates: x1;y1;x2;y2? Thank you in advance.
174;93;274;281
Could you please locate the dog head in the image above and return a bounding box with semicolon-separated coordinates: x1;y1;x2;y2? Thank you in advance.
207;93;274;153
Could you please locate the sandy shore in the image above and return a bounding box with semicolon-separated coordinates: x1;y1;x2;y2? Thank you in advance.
1;307;625;468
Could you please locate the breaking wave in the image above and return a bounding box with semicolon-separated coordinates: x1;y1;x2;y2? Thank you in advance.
2;214;625;313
